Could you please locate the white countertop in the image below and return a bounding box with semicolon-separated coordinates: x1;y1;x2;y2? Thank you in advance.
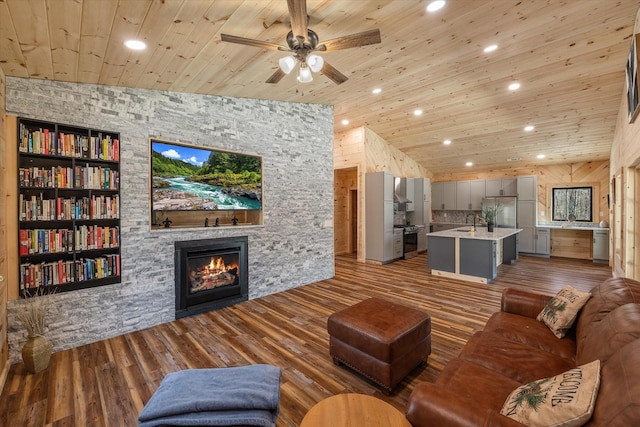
427;226;522;240
536;224;610;231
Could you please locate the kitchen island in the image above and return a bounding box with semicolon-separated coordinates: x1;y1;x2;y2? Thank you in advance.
427;227;521;284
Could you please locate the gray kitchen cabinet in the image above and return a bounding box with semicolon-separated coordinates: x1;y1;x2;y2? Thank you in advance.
535;227;550;256
517;200;536;253
486;178;517;197
593;230;609;262
418;224;428;252
393;228;404;259
456;181;471;210
470;180;486;210
454;180;485;210
517;175;537;201
432;181;457;210
409;178;431;228
459;239;497;280
431;223;458;232
365;172;396;263
519;227;536;253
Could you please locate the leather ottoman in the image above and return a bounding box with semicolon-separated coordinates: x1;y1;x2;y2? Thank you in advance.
327;298;431;393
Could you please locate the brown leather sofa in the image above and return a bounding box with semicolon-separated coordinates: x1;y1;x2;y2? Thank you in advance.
406;277;640;426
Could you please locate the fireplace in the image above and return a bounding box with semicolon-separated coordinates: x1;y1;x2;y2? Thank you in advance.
175;236;248;319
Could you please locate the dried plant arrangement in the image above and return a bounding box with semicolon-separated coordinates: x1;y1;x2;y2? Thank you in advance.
17;289;53;337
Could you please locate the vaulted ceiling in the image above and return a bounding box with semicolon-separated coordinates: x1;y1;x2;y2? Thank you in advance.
1;0;639;174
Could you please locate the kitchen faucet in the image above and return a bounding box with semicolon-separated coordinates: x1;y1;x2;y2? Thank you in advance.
466;213;477;229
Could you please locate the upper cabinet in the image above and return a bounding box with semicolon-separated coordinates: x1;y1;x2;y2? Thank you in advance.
517;175;537;201
485;178;517;197
409;178;431;226
456;180;486;210
432;182;456;210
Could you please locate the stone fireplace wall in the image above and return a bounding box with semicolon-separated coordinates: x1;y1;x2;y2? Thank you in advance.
5;78;334;362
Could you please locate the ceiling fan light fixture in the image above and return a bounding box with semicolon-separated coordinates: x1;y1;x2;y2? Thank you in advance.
279;56;296;74
307;54;324;73
298;64;313;83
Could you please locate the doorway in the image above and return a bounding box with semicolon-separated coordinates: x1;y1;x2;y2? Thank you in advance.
334;167;359;256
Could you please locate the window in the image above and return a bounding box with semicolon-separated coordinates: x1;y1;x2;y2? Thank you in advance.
552;187;593;222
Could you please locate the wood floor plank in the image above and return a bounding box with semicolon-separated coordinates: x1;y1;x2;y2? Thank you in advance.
0;254;612;426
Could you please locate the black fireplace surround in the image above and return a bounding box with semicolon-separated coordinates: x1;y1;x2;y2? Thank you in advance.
175;236;248;319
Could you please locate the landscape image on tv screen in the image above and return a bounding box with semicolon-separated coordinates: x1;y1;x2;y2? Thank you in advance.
151;140;262;212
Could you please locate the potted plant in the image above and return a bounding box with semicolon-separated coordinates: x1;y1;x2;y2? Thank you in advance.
481;202;501;232
17;289;54;373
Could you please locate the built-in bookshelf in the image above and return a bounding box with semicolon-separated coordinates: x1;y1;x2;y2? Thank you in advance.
17;118;121;296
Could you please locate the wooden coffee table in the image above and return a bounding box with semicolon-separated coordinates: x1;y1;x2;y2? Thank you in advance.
300;393;411;427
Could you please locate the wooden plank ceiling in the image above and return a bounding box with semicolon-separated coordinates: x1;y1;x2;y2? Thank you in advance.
0;0;638;175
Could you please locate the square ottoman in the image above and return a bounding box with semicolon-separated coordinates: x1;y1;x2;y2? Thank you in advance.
327;297;431;393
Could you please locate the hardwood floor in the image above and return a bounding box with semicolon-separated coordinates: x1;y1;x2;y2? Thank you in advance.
0;254;611;426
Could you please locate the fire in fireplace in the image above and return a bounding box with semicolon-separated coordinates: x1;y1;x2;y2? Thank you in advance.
175;236;248;318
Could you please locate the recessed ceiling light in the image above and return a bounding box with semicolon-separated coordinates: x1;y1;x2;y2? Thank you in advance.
414;109;423;116
443;139;452;145
427;0;446;13
124;39;147;50
372;88;382;94
508;82;521;91
524;125;535;132
465;162;473;167
341;119;349;125
484;44;498;53
537;154;546;159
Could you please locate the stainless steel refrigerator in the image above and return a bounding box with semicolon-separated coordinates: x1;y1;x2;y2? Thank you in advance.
482;196;517;228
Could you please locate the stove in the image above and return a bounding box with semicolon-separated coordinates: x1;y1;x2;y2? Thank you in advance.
395;225;419;259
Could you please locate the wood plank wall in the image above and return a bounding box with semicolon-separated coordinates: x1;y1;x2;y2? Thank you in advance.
0;66;9;393
609;8;640;279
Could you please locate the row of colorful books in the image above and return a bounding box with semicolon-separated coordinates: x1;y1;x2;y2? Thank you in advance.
19;123;120;161
19;254;120;290
19;165;119;190
19;226;120;255
19;194;119;221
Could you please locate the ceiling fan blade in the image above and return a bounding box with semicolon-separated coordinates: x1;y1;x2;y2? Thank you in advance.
321;62;348;85
319;29;381;52
287;0;308;42
266;68;287;84
221;34;286;51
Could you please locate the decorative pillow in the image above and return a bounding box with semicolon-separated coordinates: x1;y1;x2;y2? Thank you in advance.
500;360;601;427
537;286;591;338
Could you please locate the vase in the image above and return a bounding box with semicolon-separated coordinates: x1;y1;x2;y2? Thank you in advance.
487;223;495;232
22;335;53;374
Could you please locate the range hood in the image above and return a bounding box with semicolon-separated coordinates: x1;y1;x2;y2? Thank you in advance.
394;177;413;204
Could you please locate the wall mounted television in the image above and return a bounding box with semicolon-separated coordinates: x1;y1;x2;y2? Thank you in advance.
150;139;262;228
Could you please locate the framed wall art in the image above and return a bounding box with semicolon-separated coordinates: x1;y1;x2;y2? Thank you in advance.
626;34;640;123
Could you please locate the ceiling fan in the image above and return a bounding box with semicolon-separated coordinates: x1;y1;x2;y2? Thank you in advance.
220;0;381;85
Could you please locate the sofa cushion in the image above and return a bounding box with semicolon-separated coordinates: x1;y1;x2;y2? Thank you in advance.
484;311;577;361
575;277;640;343
537;286;591;339
459;331;575;384
435;358;522;410
500;360;600;427
576;303;640;365
588;339;640;426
